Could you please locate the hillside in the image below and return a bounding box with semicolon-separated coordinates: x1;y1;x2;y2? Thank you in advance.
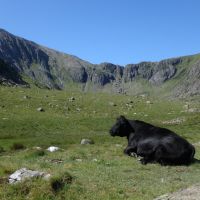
0;28;200;97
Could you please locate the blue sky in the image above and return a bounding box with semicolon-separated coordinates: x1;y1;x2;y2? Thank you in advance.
0;0;200;65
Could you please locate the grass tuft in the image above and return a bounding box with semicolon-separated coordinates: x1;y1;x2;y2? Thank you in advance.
10;143;26;151
50;172;73;193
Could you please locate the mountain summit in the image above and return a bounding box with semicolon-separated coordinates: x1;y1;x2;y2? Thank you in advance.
0;28;200;97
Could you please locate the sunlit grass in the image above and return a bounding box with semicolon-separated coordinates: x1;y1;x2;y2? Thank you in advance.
0;86;199;199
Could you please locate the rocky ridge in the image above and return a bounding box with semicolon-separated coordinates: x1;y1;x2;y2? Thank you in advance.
0;28;200;97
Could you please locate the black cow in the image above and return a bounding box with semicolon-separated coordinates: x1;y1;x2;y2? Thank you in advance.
109;116;195;165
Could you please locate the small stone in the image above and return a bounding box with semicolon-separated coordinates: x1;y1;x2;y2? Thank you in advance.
109;102;117;106
23;95;30;99
2;118;8;120
75;159;82;162
46;146;59;152
183;104;189;110
43;173;51;180
76;108;81;112
81;139;94;145
33;146;42;150
37;107;44;112
69;97;75;102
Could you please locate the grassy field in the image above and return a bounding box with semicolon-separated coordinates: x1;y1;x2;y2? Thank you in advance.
0;85;200;200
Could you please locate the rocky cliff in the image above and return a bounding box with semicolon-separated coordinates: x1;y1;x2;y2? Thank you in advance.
0;28;200;97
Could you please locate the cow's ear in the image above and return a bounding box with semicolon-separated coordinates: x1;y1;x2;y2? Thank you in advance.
119;115;127;122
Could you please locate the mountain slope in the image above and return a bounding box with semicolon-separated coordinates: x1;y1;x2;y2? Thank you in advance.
0;28;200;97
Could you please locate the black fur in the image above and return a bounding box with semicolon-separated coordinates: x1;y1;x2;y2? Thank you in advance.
109;116;195;165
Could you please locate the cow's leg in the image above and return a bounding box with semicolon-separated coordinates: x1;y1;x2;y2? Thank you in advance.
137;144;156;165
124;145;137;157
154;145;168;165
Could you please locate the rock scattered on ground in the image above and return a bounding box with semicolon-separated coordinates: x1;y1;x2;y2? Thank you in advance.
183;104;190;110
193;141;200;146
154;185;200;200
80;139;94;145
23;95;30;99
162;118;185;125
46;146;59;152
146;101;152;104
37;107;44;112
125;103;133;108
109;102;117;106
182;105;200;113
115;144;123;147
75;159;82;162
9;168;50;184
33;146;42;150
68;97;75;102
187;108;200;113
50;159;63;164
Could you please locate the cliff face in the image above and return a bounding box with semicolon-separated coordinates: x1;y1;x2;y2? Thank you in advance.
0;58;26;86
0;28;200;97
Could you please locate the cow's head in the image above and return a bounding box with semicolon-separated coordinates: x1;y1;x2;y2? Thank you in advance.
109;115;134;137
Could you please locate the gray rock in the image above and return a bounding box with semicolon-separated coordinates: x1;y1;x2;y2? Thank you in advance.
187;108;200;113
183;104;189;110
76;108;81;112
9;168;50;184
81;139;94;145
23;95;29;99
37;107;44;112
154;185;200;200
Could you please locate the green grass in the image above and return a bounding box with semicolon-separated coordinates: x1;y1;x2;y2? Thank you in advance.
0;85;200;199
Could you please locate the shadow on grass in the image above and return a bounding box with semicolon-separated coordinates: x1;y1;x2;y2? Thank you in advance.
193;158;200;164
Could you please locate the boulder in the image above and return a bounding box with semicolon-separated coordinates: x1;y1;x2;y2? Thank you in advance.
9;168;50;184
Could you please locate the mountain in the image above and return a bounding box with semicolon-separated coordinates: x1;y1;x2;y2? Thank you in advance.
0;28;200;97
